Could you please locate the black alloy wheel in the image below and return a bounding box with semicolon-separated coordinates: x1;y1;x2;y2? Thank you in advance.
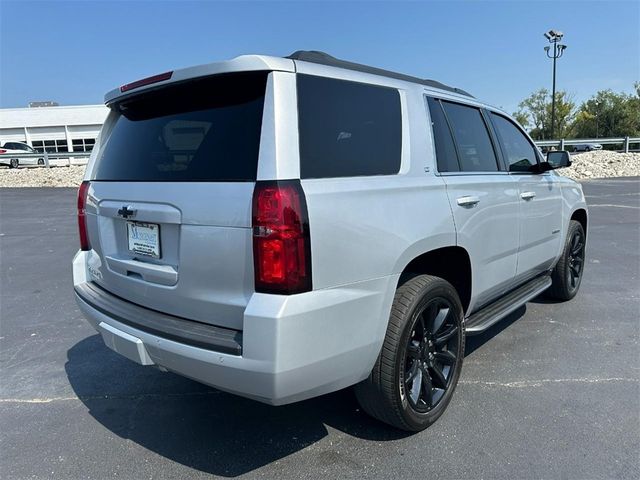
549;220;586;301
566;228;585;293
355;275;464;431
403;298;460;413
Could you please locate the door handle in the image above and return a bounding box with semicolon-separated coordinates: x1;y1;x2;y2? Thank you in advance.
456;195;480;207
520;191;536;200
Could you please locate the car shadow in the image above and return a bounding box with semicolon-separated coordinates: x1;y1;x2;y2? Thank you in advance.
65;335;410;477
66;305;524;476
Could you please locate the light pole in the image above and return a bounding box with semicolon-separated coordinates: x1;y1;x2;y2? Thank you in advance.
595;100;600;138
544;30;567;139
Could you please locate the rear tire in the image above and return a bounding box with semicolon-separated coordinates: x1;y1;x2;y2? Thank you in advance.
37;158;44;166
9;158;18;169
548;220;586;301
355;275;464;431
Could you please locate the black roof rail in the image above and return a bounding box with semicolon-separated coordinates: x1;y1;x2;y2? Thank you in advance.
286;50;474;98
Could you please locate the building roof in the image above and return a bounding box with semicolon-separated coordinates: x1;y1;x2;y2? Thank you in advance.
286;50;474;98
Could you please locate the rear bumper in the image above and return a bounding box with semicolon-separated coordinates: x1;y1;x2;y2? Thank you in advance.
73;251;397;405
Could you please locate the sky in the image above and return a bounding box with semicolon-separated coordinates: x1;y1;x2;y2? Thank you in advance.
0;0;638;113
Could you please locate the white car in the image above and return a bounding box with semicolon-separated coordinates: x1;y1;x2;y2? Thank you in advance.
574;143;603;152
0;142;45;168
73;50;588;431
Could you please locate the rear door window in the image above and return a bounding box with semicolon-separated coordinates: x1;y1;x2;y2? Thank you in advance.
93;72;268;182
441;101;499;172
489;113;540;172
426;97;459;172
297;75;402;179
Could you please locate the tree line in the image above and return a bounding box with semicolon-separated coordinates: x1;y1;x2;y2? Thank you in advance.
513;83;640;140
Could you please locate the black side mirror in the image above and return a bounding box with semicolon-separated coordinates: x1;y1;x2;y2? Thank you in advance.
546;151;572;169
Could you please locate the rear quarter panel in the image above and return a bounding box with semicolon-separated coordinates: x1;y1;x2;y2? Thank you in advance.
299;83;456;290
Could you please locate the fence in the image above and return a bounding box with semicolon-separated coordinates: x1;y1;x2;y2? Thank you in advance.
2;136;639;169
534;136;640;152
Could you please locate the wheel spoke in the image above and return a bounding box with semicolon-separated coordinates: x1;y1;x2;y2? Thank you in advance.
431;307;450;335
430;364;447;389
420;366;433;407
434;325;458;346
407;343;421;359
571;234;579;253
571;237;583;256
434;350;456;365
408;366;422;404
570;265;580;278
405;360;420;385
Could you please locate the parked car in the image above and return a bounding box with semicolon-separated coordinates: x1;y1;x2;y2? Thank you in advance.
574;143;602;152
73;51;588;431
0;141;44;168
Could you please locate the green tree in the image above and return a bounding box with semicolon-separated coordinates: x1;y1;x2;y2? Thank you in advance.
571;88;640;138
514;88;575;140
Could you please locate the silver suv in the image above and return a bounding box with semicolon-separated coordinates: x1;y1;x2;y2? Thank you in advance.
73;51;588;431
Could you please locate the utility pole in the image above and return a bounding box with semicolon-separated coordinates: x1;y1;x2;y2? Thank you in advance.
544;30;567;139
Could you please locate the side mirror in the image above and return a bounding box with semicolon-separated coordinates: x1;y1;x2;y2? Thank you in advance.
546;151;572;169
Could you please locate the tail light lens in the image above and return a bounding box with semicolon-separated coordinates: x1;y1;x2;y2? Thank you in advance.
252;180;312;294
0;149;6;154
77;180;91;251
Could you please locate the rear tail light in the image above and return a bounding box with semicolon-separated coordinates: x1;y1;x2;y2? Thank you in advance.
252;180;312;294
77;180;91;251
0;149;6;154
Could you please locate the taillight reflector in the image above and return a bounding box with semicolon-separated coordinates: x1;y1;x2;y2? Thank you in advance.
77;180;90;251
120;71;173;92
252;181;312;294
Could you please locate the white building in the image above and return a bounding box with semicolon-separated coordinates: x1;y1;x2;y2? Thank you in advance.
0;104;108;153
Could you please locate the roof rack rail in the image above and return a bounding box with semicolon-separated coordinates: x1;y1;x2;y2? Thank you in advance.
286;50;474;98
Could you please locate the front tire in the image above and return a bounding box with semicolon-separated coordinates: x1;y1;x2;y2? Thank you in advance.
37;158;44;166
548;220;586;300
355;275;464;431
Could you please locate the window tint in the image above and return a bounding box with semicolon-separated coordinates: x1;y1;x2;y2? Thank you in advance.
93;72;267;182
426;97;459;172
441;101;498;172
490;113;539;172
297;75;401;178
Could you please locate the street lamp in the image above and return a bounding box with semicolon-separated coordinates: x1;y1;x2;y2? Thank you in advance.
544;29;567;139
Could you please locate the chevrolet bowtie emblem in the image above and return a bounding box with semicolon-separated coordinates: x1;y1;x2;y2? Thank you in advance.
117;205;136;219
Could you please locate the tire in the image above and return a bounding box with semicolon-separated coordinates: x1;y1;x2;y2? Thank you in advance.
9;158;18;169
37;158;44;166
548;220;586;301
355;275;465;431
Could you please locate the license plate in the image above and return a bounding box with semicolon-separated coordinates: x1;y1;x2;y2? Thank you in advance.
127;222;161;258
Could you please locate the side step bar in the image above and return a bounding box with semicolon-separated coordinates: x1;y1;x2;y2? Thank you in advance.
465;275;552;335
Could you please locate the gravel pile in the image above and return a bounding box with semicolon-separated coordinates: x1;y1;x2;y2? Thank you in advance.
0;165;86;188
0;151;638;187
559;151;640;181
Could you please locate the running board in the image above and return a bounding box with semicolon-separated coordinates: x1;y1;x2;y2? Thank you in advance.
465;275;552;335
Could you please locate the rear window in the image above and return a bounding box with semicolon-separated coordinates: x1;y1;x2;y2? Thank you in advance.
93;72;268;182
297;75;402;179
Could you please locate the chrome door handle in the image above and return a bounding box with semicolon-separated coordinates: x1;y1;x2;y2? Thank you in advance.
456;195;480;207
520;191;536;200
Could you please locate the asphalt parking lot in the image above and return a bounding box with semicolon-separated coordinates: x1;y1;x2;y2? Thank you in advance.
1;178;639;479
